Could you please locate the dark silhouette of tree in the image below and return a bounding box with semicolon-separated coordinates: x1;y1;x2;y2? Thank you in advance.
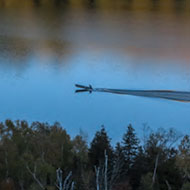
119;124;140;189
143;128;182;190
130;146;148;190
122;124;139;174
88;126;114;167
176;135;190;186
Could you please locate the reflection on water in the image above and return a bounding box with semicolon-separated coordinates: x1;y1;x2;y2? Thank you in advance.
0;36;30;61
0;0;190;142
173;0;186;13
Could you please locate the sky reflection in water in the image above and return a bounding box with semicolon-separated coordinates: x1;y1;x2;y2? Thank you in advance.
0;0;190;143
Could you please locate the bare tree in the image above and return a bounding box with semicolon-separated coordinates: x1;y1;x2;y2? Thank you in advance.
95;149;124;190
95;166;100;190
56;168;74;190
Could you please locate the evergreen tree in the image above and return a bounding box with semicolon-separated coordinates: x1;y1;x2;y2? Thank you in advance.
122;124;139;173
131;146;148;189
111;143;126;187
88;126;113;167
115;142;125;163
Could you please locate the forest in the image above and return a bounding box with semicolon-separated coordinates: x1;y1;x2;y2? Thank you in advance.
0;120;190;190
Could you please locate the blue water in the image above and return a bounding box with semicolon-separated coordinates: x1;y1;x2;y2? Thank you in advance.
0;1;190;143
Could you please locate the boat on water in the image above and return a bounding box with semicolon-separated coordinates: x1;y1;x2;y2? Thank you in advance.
75;84;190;102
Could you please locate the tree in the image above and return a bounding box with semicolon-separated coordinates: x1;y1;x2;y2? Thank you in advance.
88;126;115;190
72;135;89;190
139;172;154;190
176;135;190;186
88;126;113;167
121;124;139;174
144;128;182;190
25;122;74;189
112;143;125;179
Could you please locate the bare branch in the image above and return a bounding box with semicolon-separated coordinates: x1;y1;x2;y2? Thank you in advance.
70;182;74;190
56;168;63;190
165;180;171;190
152;154;159;187
64;171;72;190
26;164;45;190
56;168;74;190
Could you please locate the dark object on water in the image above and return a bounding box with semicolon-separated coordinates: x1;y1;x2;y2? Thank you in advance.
75;84;190;102
75;84;93;93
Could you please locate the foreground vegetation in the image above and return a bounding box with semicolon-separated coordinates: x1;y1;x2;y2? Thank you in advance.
0;120;190;190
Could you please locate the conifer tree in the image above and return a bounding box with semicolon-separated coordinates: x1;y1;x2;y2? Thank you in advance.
88;126;113;167
115;142;125;162
122;124;139;173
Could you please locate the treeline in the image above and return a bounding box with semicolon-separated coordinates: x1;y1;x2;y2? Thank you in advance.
0;120;190;190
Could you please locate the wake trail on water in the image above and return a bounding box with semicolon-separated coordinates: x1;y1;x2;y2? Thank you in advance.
75;84;190;102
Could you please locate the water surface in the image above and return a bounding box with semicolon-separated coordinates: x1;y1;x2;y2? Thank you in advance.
0;0;190;142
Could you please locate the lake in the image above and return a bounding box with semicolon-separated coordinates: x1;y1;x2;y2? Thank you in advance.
0;0;190;143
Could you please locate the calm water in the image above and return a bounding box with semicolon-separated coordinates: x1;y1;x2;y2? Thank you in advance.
0;0;190;143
